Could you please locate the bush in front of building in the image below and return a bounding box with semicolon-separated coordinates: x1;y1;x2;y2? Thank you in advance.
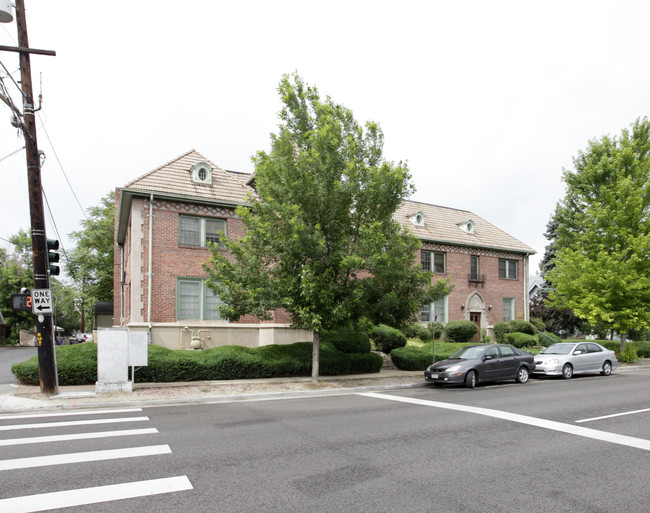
507;319;536;335
320;328;371;353
428;322;444;340
493;321;509;343
370;324;407;353
390;342;466;371
443;320;478;343
505;332;538;349
11;341;383;386
401;323;432;341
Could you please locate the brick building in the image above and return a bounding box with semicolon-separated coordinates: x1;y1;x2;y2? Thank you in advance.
114;150;535;348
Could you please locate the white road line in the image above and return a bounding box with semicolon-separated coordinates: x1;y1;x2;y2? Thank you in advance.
0;444;171;471
0;416;150;431
0;475;193;513
576;407;650;423
358;392;650;452
0;408;143;421
0;428;159;447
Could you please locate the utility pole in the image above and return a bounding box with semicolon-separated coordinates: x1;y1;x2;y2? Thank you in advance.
0;0;58;394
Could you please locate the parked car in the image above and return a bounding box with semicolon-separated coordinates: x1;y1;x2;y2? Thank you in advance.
424;344;535;388
533;342;617;379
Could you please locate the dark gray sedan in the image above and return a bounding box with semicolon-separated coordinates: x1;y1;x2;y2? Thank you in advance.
424;344;535;388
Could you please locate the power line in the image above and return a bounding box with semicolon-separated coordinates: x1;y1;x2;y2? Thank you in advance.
37;111;88;221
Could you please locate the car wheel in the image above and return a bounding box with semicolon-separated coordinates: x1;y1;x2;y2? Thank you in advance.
516;366;529;383
601;361;612;376
465;370;477;389
562;363;573;379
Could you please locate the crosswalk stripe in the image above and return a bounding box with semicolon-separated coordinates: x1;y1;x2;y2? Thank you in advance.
0;444;172;471
0;475;193;513
0;408;143;421
0;416;150;431
0;428;159;447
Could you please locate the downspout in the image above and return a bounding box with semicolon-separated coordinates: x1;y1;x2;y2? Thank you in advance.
523;253;529;321
147;194;154;343
119;242;124;326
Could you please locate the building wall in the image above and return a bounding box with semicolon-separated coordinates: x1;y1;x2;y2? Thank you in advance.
420;243;529;330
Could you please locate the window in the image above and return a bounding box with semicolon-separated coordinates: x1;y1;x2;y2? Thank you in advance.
499;345;517;357
179;215;226;248
498;258;518;279
502;298;514;322
587;343;603;353
470;255;479;280
191;162;213;185
421;296;448;323
421;250;445;273
177;278;224;320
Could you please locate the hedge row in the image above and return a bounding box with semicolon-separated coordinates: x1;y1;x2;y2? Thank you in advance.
11;341;383;386
390;342;462;371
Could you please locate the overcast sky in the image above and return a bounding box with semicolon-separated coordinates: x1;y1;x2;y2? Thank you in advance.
1;0;649;276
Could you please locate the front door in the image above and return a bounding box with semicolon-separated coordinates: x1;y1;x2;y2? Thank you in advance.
470;312;481;342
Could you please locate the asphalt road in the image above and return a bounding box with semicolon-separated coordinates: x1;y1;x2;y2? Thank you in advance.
0;346;36;384
1;366;649;512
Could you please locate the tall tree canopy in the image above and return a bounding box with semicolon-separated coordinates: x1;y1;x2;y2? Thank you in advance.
205;73;450;379
547;117;650;351
0;229;34;338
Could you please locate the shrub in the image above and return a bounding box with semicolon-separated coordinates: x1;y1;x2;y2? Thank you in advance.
428;322;444;340
505;332;538;349
530;317;546;332
390;342;461;371
443;320;478;343
618;343;638;363
493;322;510;344
634;341;650;358
370;324;407;353
11;340;383;386
538;331;560;346
400;323;432;341
320;328;371;353
508;319;536;335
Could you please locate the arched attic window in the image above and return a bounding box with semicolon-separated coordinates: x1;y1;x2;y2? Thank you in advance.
191;162;213;185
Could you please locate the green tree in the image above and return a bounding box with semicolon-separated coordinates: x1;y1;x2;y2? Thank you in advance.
0;229;35;341
205;73;451;380
547;117;650;352
67;191;115;331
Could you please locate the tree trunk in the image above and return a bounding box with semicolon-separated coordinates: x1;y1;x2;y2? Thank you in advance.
311;330;320;383
620;332;626;355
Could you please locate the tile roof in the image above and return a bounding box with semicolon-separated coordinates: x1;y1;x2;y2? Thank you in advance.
121;150;535;254
394;199;535;254
124;149;254;205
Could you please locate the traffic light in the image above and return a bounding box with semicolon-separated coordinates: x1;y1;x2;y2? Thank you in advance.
47;238;60;276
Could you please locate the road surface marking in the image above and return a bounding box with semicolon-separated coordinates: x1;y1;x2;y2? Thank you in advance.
358;392;650;451
0;408;143;421
0;475;193;513
0;416;150;431
576;407;650;423
0;428;158;446
0;444;171;471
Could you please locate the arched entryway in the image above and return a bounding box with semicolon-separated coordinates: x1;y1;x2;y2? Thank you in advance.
466;292;486;342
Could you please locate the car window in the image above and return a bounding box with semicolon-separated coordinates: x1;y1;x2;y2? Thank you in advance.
587;343;603;353
575;344;588;354
499;346;516;357
540;343;574;355
450;346;485;359
485;347;499;359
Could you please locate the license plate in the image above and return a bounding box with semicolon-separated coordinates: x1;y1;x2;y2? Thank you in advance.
431;373;439;379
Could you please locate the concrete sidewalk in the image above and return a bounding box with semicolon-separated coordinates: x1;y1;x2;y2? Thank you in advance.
0;369;425;413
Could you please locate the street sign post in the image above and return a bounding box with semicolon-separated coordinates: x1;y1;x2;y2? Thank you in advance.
31;288;52;314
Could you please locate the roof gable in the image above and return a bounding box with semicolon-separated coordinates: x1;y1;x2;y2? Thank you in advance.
125;149;254;204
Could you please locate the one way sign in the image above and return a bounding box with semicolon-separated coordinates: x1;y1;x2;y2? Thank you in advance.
31;289;53;314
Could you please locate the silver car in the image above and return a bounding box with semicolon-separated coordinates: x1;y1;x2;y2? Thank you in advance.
533;342;617;379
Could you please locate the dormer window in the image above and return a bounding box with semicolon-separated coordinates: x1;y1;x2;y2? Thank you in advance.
409;211;426;227
191;162;212;185
459;219;475;234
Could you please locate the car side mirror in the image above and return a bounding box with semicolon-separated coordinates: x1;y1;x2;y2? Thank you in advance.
484;355;493;361
573;350;583;355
